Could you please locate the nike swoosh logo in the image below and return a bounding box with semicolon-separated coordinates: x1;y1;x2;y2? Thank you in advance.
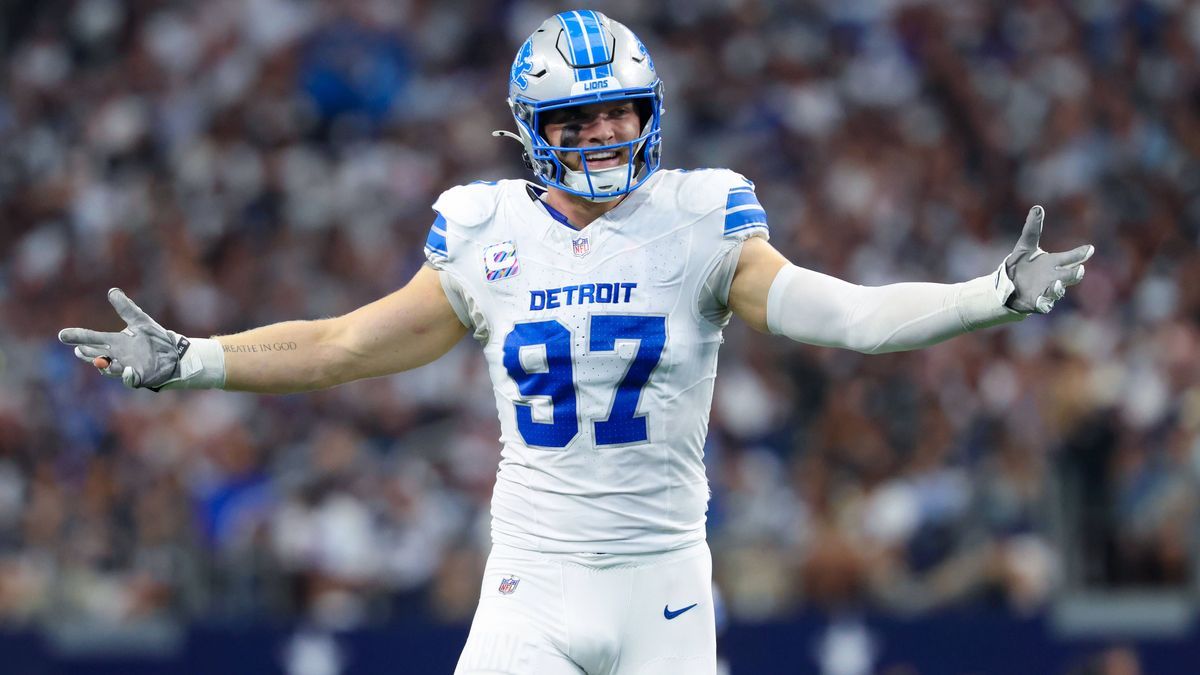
663;603;698;620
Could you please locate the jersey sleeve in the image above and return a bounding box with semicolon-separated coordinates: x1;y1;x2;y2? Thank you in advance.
423;181;505;269
422;181;505;339
423;212;451;269
419;211;471;328
720;173;769;243
693;169;771;324
675;168;770;241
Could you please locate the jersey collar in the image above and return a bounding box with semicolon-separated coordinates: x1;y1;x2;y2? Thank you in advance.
526;184;575;230
524;173;661;232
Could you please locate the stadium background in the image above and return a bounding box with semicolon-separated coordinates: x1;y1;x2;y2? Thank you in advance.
2;0;1199;672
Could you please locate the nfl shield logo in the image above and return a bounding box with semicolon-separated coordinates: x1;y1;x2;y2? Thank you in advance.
571;236;590;257
498;576;520;595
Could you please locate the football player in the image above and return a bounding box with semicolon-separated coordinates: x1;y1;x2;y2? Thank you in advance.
60;10;1092;675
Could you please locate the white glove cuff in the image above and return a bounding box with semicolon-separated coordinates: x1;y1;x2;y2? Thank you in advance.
957;261;1026;330
163;337;227;390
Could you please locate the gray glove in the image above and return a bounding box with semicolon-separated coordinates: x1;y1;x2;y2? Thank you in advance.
1004;205;1094;314
58;288;190;390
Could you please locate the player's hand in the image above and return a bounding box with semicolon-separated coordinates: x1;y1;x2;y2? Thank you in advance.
58;288;191;390
1004;206;1094;314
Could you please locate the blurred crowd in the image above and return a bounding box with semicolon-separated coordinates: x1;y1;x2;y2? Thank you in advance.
1;0;1199;634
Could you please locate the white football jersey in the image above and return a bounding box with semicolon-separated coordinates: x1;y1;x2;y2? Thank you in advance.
424;169;768;554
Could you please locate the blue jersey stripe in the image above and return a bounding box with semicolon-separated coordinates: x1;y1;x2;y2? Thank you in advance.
426;214;448;253
724;207;769;233
725;183;768;234
425;235;447;255
726;191;762;211
725;222;769;236
539;200;574;229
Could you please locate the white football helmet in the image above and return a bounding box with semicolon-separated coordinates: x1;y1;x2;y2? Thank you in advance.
504;10;664;202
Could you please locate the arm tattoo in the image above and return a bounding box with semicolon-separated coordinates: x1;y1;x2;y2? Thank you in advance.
223;342;299;353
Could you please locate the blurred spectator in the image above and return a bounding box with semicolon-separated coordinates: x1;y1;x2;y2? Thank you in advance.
1066;645;1144;675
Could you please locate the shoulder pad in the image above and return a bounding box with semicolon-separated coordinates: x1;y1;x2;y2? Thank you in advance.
425;181;513;267
661;169;768;241
431;180;508;230
659;168;755;216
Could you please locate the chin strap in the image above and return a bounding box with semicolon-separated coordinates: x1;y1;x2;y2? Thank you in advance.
491;130;521;142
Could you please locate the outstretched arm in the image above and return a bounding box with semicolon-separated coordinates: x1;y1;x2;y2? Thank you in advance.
727;206;1093;353
59;265;468;394
218;265;468;392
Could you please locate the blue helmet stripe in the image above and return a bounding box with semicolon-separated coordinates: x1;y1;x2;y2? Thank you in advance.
569;11;595;81
557;13;592;81
577;10;611;80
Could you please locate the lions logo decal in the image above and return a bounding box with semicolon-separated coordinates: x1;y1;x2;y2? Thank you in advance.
511;39;534;90
637;38;654;72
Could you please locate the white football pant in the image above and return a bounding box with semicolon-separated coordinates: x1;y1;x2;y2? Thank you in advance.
455;541;716;675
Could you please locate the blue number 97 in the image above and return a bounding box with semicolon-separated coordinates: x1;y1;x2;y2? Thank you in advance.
503;315;666;449
590;315;665;445
503;321;578;448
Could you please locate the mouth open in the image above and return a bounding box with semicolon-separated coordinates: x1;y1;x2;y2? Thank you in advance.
582;149;624;170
